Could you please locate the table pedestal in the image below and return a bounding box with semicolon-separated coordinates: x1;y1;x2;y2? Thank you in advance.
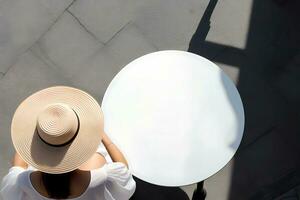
192;182;207;200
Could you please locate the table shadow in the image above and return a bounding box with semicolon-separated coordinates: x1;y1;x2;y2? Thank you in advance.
188;0;300;199
130;176;189;200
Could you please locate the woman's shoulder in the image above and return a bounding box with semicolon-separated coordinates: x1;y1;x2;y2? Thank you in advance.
1;167;33;199
1;166;28;185
16;168;30;184
104;162;130;178
89;162;131;186
100;162;136;200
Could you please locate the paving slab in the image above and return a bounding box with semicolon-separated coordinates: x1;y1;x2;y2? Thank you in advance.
70;22;158;99
0;0;73;74
205;0;253;49
69;48;121;102
105;22;157;70
133;0;209;50
30;11;104;80
69;0;135;43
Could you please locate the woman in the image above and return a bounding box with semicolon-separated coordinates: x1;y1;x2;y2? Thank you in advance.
0;86;136;199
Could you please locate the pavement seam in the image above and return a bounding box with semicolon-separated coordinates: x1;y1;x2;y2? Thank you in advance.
29;44;62;74
104;21;132;45
66;10;104;45
27;0;78;52
27;0;76;45
1;61;18;79
103;21;159;50
0;0;78;78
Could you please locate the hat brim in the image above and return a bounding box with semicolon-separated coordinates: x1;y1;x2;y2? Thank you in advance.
11;86;104;174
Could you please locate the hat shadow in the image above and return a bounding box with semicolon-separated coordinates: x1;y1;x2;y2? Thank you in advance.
30;128;70;168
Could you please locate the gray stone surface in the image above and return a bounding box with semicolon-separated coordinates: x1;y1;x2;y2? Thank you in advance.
69;48;121;101
0;0;73;73
133;0;209;50
30;11;103;80
68;0;134;43
105;23;158;70
206;0;253;49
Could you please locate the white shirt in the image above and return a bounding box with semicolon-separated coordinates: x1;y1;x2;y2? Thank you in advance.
0;143;136;200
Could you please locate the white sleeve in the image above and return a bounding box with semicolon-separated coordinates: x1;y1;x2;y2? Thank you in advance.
104;162;136;200
96;142;113;163
0;167;25;200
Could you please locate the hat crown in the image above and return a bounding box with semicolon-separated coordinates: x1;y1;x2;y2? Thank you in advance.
37;103;78;146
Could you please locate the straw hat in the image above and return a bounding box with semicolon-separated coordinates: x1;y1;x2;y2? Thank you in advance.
11;86;104;174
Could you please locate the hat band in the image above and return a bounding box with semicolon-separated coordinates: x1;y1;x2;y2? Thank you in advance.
38;109;80;147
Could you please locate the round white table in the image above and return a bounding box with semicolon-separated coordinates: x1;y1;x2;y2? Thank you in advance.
101;50;244;186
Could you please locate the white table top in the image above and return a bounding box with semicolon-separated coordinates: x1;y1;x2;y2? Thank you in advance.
101;50;244;186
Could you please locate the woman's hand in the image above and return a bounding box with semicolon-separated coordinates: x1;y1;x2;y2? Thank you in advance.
12;152;28;169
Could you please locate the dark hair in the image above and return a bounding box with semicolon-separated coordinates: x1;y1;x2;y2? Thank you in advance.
41;171;72;199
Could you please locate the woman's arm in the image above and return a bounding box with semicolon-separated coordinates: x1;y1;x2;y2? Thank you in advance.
79;132;129;170
102;132;129;168
12;152;28;169
79;152;106;171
